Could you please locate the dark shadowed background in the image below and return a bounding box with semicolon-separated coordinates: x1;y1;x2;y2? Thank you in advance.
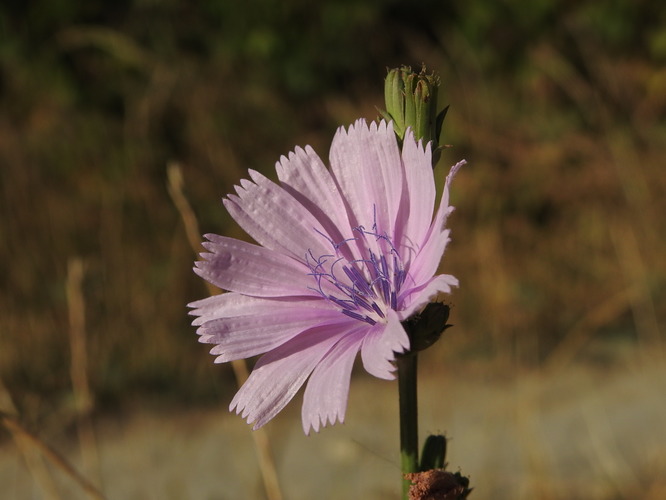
1;1;665;499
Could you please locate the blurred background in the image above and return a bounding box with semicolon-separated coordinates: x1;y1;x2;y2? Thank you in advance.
1;1;665;499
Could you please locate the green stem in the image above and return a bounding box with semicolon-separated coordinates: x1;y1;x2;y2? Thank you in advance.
397;352;418;499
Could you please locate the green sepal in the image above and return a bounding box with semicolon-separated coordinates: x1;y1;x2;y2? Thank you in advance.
402;302;452;353
435;105;449;144
420;434;447;471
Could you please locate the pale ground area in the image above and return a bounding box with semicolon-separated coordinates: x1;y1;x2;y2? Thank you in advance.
1;348;665;500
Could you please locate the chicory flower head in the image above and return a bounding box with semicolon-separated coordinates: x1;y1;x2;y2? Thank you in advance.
189;119;464;434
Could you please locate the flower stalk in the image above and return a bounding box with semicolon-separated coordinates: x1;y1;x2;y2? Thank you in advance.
384;65;452;499
397;352;419;497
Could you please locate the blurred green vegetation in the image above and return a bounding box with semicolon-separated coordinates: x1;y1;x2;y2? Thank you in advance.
1;0;664;418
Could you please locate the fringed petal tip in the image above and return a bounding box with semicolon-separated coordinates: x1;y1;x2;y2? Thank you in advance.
403;127;432;155
448;159;466;180
334;118;395;140
189;312;206;325
229;398;247;418
303;413;344;435
196;332;215;344
229;401;270;431
445;274;459;289
192;258;210;273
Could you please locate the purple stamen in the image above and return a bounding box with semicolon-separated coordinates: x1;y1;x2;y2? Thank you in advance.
350;266;375;297
371;302;385;319
309;223;408;325
353;294;375;313
342;309;377;325
379;254;389;277
328;295;356;311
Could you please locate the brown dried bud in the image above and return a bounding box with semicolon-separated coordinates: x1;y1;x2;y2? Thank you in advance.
405;469;471;500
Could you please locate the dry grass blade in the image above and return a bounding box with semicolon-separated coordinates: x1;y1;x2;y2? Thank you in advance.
67;257;103;490
1;410;106;500
609;222;663;359
543;286;639;374
0;381;62;500
167;161;283;500
67;258;92;414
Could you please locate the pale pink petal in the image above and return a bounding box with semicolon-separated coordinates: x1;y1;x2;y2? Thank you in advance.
437;160;466;226
223;170;332;260
188;293;260;324
188;293;323;326
189;293;336;348
194;235;322;298
406;228;451;289
360;309;410;380
407;160;464;286
198;307;347;363
397;274;460;321
394;129;436;255
276;146;357;260
301;327;365;434
419;160;465;251
190;294;316;341
230;324;349;430
329;120;403;235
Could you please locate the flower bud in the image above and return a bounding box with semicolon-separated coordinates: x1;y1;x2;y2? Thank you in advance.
405;469;472;500
381;65;448;165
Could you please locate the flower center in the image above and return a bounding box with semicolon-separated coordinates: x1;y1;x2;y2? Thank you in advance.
306;226;407;325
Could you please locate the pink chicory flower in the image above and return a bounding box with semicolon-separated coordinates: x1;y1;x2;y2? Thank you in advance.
189;119;464;434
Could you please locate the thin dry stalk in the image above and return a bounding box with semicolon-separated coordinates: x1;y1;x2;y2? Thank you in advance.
66;257;102;490
167;162;283;500
543;285;639;373
0;381;62;500
473;228;514;367
610;222;663;360
1;410;107;500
